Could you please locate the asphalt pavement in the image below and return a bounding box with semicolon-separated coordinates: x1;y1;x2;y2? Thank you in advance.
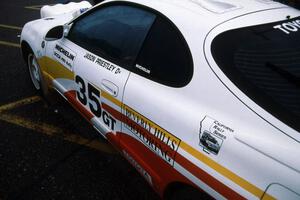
0;1;159;199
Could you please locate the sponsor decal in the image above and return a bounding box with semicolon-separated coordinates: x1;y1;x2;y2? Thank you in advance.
123;106;181;166
135;64;151;74
123;150;152;185
273;18;300;34
199;116;234;155
84;52;121;74
53;43;76;71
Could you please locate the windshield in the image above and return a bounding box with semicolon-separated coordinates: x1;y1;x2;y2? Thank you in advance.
211;16;300;132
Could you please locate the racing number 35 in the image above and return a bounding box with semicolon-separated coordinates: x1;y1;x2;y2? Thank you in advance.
74;75;117;131
75;75;101;117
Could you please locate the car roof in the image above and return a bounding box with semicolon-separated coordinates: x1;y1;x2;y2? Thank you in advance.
135;0;285;13
101;0;288;36
105;0;287;21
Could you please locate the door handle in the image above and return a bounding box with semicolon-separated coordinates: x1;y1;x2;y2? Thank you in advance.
101;79;119;97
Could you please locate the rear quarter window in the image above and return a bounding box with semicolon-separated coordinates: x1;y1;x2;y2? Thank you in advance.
134;16;193;87
211;17;300;132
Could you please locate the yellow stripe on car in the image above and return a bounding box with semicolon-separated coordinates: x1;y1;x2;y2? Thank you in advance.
38;56;274;199
39;56;74;81
180;142;275;200
101;91;275;200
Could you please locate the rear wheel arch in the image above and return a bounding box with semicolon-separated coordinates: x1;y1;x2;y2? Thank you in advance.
21;41;33;61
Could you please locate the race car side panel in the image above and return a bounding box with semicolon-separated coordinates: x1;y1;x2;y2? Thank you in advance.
121;73;270;200
36;51;300;199
203;8;300;196
34;55;291;200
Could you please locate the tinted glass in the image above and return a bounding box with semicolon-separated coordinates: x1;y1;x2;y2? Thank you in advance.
68;5;155;66
211;17;300;132
135;17;193;87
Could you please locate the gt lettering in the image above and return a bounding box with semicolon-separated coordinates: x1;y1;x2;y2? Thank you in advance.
75;75;116;130
102;111;116;130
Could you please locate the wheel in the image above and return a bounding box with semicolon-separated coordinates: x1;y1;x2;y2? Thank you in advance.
25;50;62;106
27;53;42;91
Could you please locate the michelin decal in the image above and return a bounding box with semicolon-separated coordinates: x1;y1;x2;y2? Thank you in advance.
199;116;234;155
53;43;76;71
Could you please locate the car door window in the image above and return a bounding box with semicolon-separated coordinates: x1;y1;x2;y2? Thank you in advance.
67;5;156;67
134;16;193;87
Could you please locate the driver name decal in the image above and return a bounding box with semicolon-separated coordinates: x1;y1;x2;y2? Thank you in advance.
84;52;121;74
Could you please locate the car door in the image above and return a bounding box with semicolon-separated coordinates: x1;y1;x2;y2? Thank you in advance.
120;15;193;177
45;3;156;139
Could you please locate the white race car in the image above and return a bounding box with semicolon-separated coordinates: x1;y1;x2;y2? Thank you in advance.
20;0;300;199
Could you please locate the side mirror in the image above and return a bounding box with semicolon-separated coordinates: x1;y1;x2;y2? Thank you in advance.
63;24;71;37
45;26;64;41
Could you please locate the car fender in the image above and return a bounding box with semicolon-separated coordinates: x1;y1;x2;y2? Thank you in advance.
20;14;73;59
